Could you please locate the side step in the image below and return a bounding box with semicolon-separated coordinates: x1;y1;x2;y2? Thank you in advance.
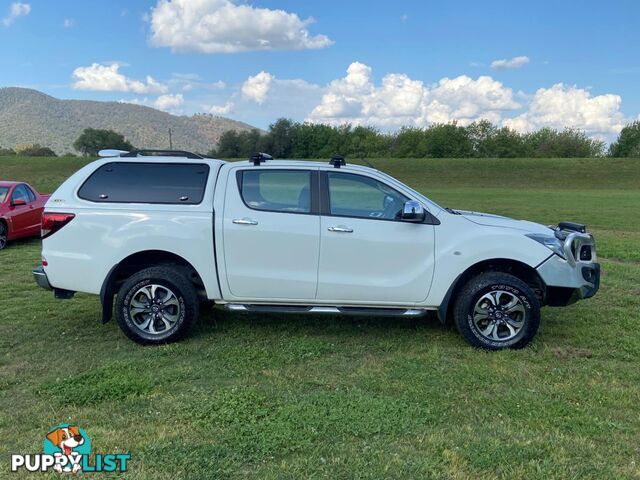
224;304;427;317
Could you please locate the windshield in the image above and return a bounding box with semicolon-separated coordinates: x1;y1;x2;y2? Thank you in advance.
0;187;8;203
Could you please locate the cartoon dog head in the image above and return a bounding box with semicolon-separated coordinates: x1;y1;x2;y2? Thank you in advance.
46;426;84;455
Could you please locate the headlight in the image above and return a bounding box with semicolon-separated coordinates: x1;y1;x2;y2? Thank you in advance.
525;234;566;259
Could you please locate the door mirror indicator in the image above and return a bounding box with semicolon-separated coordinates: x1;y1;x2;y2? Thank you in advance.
401;200;425;222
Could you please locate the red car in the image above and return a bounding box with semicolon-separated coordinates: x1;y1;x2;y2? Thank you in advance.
0;181;50;250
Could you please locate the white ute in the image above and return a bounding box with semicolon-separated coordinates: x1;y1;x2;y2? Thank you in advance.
33;150;600;349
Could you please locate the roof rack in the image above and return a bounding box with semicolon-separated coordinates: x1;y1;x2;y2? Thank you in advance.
250;152;272;166
329;155;346;168
120;150;204;159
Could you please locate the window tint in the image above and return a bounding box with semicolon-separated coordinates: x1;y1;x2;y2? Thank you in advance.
11;185;30;204
24;185;36;202
0;187;9;203
328;172;408;220
78;162;209;204
239;170;311;213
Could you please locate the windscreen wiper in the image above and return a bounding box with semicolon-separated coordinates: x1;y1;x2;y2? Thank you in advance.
445;207;461;215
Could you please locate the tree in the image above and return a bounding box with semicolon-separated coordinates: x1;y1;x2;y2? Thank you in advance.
390;127;429;157
213;130;241;158
608;121;640;157
466;120;496;157
15;144;57;157
267;118;295;158
73;128;134;156
423;123;473;157
524;128;604;158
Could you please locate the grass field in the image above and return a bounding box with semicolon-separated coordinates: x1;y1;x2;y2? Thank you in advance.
1;156;639;479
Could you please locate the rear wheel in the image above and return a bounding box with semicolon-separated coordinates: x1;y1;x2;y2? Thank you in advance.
453;272;540;350
116;266;199;345
0;222;7;250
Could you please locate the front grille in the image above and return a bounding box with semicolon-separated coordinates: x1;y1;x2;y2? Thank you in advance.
579;245;592;261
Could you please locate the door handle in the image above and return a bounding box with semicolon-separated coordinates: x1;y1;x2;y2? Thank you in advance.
328;226;353;233
233;218;258;225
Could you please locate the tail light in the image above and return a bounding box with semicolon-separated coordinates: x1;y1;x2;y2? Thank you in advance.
41;212;75;239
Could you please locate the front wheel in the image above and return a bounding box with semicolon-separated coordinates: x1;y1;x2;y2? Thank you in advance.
453;272;540;350
116;266;199;345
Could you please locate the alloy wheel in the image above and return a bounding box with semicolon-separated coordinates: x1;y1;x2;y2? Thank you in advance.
472;290;526;342
128;284;181;335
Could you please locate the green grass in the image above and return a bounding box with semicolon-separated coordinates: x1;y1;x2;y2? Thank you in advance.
1;156;639;479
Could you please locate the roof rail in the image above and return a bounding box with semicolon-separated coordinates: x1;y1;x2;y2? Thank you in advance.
119;150;204;159
329;154;346;168
250;152;272;166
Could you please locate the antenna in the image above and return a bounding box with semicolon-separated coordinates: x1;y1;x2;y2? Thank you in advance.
363;159;377;170
168;128;173;150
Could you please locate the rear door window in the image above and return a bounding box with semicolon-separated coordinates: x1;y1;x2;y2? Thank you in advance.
238;170;312;214
24;185;36;202
78;162;210;204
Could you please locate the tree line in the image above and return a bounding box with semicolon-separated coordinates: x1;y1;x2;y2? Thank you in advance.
1;121;639;159
211;119;640;159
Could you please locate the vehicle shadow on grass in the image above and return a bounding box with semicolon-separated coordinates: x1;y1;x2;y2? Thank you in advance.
196;305;446;338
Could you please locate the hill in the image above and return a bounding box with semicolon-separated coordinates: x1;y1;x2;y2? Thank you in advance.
0;87;257;154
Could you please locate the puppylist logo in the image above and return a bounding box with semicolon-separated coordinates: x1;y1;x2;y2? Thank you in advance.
10;424;130;474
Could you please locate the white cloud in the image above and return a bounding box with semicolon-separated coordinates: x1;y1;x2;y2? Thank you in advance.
241;71;274;104
119;97;151;106
170;73;226;92
63;18;74;28
149;0;333;54
2;2;31;27
206;102;234;115
307;62;520;128
422;75;520;125
491;55;530;70
503;83;626;137
72;63;168;94
154;93;184;112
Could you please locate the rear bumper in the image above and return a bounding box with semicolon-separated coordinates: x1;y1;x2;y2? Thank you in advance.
33;266;75;299
32;266;52;290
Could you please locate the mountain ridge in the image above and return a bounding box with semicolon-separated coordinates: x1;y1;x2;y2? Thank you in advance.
0;87;257;154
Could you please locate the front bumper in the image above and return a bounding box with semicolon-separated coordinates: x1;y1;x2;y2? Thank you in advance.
580;263;600;299
536;226;600;306
537;259;601;310
33;266;52;290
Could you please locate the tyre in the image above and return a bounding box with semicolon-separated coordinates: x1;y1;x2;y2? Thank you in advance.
0;222;7;250
453;272;540;350
115;266;199;345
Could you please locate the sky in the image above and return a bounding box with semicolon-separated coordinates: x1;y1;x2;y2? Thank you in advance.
1;0;639;141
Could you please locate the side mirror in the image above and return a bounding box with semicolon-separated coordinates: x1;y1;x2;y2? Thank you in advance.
12;198;27;207
401;200;425;222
